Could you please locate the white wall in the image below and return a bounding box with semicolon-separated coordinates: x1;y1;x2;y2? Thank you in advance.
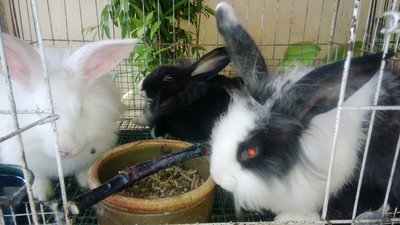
0;0;392;118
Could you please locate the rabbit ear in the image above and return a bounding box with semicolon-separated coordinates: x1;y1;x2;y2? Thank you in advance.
0;33;42;89
278;51;389;124
190;47;230;80
65;39;138;84
215;3;269;89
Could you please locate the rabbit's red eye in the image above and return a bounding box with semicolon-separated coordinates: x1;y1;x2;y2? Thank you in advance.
241;147;258;160
163;74;174;82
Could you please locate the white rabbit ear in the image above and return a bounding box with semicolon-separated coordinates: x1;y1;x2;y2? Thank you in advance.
65;39;138;83
0;33;42;89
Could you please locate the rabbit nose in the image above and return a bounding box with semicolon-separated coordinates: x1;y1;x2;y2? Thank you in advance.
139;89;147;98
212;173;235;192
59;144;78;156
60;147;72;156
210;167;222;184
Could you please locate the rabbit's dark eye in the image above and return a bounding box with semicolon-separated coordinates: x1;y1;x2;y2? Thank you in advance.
240;147;258;161
162;74;174;82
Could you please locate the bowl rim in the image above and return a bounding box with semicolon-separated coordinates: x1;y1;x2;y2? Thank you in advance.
0;163;35;205
88;139;216;213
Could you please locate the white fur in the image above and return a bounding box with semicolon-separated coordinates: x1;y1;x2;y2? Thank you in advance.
211;96;259;193
269;65;313;93
0;34;137;201
210;64;378;220
216;2;240;28
135;78;152;126
137;78;147;98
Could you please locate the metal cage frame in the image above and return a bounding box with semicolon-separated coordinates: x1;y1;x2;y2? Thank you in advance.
1;0;400;224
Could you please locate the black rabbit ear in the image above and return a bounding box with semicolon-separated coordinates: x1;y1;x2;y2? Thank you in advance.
215;3;269;91
277;51;391;125
190;47;230;80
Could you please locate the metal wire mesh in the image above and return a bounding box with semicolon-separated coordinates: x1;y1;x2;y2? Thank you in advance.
1;0;400;224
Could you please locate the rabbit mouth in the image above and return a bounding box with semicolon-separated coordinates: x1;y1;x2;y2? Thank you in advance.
139;90;154;103
218;177;237;193
211;171;237;192
60;151;76;157
59;146;80;157
139;90;148;99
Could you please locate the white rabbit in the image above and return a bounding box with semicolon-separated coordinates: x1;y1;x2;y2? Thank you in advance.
0;33;138;201
210;2;400;222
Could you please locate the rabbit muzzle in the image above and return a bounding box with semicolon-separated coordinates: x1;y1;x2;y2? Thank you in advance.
59;146;79;157
137;78;148;99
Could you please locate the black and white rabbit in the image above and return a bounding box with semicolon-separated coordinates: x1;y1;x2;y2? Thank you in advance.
137;47;242;140
210;2;400;222
0;33;137;201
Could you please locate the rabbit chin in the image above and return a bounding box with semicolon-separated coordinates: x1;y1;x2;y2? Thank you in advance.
216;165;324;218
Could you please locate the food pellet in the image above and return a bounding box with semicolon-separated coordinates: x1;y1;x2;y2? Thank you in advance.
119;165;204;199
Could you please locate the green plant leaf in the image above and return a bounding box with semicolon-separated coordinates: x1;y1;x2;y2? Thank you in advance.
82;25;100;40
163;0;188;17
93;0;215;76
130;18;145;32
131;4;144;19
326;40;363;62
145;11;154;25
204;7;215;16
165;16;178;27
101;23;111;39
277;42;321;67
100;5;113;38
149;21;161;39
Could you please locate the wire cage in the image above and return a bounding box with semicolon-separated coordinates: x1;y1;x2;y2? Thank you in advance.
1;0;400;224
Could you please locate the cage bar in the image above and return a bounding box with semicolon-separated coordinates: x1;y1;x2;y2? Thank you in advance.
0;0;399;224
321;0;362;220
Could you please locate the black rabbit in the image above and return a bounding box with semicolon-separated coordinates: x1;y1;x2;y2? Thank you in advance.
209;2;400;222
137;47;242;140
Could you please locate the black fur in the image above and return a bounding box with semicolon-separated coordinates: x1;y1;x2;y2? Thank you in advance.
215;2;400;220
276;51;388;125
237;115;303;180
328;71;400;219
235;52;390;183
140;47;242;140
216;6;270;104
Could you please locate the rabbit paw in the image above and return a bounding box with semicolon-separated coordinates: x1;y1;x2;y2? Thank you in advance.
132;114;149;125
75;170;88;188
150;128;170;139
33;178;54;201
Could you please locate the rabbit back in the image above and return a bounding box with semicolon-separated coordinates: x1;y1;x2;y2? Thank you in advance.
325;72;400;219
